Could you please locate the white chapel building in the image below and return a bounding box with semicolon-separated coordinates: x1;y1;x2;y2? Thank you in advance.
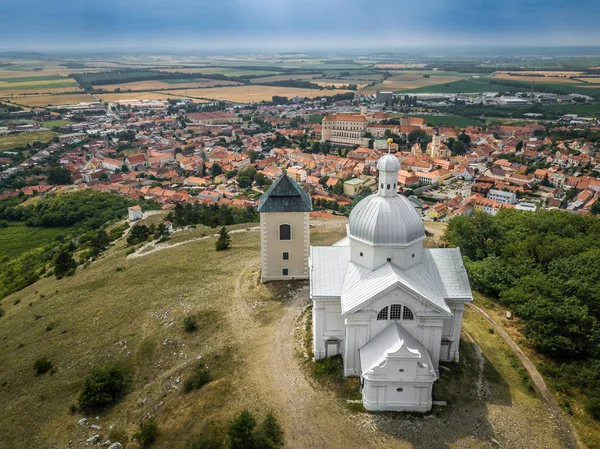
310;154;472;412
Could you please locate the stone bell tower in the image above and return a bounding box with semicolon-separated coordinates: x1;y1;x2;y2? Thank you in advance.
257;172;313;282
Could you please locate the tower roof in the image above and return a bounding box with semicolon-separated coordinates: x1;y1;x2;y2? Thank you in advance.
257;174;313;213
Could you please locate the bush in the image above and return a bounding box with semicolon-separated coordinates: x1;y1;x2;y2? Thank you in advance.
78;365;129;410
227;411;283;449
33;357;53;375
184;362;211;393
587;397;600;421
0;306;4;318
215;227;230;251
227;410;256;449
54;248;77;279
255;413;283;448
134;418;159;448
313;354;343;383
183;315;198;333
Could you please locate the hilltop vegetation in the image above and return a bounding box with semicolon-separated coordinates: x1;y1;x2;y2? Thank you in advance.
446;210;600;423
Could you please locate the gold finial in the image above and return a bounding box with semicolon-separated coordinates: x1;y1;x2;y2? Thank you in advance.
387;138;393;154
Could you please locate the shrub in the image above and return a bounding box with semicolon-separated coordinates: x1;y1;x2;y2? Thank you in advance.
78;365;129;410
0;306;4;318
33;357;53;375
313;354;343;383
587;397;600;421
227;410;256;449
134;418;159;448
255;413;283;448
183;315;198;333
54;248;77;279
215;227;231;251
184;362;211;393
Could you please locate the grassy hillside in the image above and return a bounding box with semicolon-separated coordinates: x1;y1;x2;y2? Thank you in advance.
0;218;574;448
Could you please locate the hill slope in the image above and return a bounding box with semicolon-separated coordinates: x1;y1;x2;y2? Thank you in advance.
0;220;570;448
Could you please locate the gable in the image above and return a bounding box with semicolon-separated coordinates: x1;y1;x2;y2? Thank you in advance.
257;174;313;213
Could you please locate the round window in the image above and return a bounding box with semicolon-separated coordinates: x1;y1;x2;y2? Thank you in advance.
360;252;363;257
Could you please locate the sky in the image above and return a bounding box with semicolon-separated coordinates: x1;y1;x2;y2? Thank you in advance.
1;0;600;51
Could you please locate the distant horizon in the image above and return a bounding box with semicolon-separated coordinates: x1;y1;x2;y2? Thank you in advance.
1;0;600;51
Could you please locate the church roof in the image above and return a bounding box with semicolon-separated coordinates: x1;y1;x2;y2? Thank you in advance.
310;246;472;311
309;246;350;298
360;323;436;379
257;174;313;213
340;261;452;316
348;194;426;246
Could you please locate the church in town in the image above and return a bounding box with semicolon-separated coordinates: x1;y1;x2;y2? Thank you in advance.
258;153;472;412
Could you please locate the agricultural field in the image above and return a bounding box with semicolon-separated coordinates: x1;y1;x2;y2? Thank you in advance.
0;222;72;259
492;72;586;84
373;63;427;69
0;73;83;96
362;72;481;94
93;78;241;92
8;93;96;107
312;79;369;88
0;130;59;153
96;92;198;102
162;85;351;103
158;67;281;77
40;120;76;129
250;74;318;83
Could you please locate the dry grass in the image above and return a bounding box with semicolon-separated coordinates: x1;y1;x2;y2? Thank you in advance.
362;74;465;94
97;92;201;102
94;79;241;92
0;87;84;97
0;130;59;152
8;94;96;107
161;85;351;103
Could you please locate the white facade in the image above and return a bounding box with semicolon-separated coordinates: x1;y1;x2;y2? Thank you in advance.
128;206;142;221
310;154;472;412
487;188;517;204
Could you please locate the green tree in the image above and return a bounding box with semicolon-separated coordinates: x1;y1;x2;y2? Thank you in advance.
211;163;223;177
332;181;344;195
228;410;256;449
255;413;283;448
78;365;129;410
134;418;159;448
216;227;231;251
54;248;77;279
47;166;73;185
127;224;150;246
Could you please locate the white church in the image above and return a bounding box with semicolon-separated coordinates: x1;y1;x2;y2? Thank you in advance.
259;153;472;412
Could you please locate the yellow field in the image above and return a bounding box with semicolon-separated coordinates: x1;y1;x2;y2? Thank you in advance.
0;87;84;97
362;74;464;93
97;91;205;102
161;85;351;102
94;79;241;92
9;93;96;107
574;78;600;84
251;74;317;83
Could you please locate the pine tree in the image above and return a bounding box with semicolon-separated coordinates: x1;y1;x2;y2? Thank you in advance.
215;226;231;251
54;249;77;279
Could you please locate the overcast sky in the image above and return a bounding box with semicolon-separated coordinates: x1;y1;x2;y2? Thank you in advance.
1;0;599;50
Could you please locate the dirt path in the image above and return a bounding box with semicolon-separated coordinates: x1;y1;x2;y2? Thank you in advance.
230;265;402;449
127;227;260;259
466;303;581;449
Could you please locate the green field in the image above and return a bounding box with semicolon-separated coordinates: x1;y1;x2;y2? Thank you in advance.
403;79;519;94
0;131;59;153
0;81;76;91
0;222;72;259
0;75;67;83
190;67;281;77
40;120;75;128
161;77;215;84
415;114;485;127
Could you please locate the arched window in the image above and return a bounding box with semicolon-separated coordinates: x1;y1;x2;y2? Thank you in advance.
279;224;291;240
376;304;415;321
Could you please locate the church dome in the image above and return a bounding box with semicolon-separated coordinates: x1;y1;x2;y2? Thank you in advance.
348;194;425;246
377;154;401;172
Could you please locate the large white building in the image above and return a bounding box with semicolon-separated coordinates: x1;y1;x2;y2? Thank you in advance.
310;154;472;412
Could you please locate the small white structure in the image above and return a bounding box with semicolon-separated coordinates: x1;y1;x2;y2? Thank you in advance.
128;205;142;221
310;154;472;412
258;173;313;283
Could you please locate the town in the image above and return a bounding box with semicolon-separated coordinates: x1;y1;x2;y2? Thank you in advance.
1;89;600;220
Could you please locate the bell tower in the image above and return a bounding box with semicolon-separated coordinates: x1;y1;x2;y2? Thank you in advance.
257;173;313;282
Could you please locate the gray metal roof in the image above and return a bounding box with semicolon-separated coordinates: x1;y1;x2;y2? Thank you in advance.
359;322;435;377
340;262;452;316
423;248;473;300
310;246;471;311
348;194;425;246
309;246;350;298
257;174;313;213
